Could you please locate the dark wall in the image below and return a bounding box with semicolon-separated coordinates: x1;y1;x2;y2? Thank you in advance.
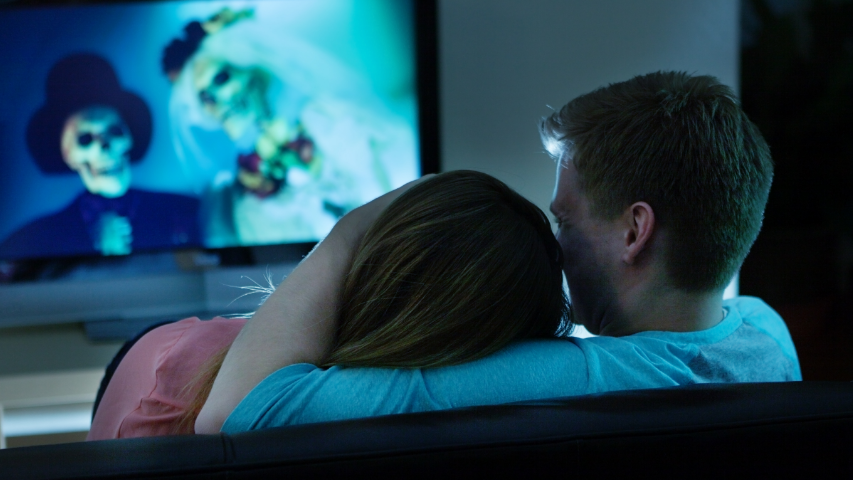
739;0;853;380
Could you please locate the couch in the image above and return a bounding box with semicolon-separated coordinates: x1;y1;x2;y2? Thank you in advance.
1;381;851;479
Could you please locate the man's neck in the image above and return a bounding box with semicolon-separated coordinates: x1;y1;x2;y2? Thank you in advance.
599;286;725;337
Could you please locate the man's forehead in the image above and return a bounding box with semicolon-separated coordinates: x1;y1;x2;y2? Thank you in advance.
551;156;581;214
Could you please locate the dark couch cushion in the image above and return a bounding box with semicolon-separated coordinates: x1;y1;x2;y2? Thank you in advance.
2;382;851;479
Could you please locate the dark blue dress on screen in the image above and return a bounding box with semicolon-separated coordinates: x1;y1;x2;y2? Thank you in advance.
0;189;201;260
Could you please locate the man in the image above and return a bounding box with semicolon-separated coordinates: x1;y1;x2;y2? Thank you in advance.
196;71;800;434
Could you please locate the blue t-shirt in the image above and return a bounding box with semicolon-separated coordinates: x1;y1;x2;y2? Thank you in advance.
222;296;801;432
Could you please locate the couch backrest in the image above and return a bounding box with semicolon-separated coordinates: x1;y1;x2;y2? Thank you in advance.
2;382;852;479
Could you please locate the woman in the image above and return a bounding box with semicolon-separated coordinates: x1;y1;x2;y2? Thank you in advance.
88;171;571;439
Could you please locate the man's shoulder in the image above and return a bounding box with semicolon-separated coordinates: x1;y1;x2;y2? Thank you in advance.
570;296;801;387
724;296;795;350
723;295;800;375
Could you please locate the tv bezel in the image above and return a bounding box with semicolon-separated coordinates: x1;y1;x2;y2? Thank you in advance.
0;0;440;336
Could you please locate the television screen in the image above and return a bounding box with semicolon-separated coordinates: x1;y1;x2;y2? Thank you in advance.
0;0;429;264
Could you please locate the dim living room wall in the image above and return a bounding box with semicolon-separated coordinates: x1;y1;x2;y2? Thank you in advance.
0;0;738;445
439;0;738;214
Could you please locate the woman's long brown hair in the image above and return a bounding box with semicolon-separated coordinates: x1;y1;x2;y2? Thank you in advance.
176;170;571;433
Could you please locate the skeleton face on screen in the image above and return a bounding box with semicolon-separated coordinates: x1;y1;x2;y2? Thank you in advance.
60;106;132;198
192;57;271;140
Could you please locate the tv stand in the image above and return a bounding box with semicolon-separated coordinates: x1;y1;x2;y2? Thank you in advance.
0;261;298;340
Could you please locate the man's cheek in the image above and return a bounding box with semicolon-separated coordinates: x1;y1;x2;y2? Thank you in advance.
559;232;588;265
556;231;573;262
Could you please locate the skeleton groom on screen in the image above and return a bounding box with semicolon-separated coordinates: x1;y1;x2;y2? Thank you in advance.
61;106;133;200
0;54;201;259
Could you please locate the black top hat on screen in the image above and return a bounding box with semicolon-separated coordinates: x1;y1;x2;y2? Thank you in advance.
26;53;153;174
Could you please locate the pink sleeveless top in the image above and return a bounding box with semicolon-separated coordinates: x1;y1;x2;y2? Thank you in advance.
87;317;246;440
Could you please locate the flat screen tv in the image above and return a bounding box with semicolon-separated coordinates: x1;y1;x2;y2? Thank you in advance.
0;0;439;335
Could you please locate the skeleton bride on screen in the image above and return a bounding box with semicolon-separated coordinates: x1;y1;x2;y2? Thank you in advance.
0;54;201;259
162;7;417;247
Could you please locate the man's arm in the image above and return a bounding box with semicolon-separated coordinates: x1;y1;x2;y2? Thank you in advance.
195;177;431;434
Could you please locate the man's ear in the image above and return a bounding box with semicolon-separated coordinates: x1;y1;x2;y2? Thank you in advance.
621;202;655;265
